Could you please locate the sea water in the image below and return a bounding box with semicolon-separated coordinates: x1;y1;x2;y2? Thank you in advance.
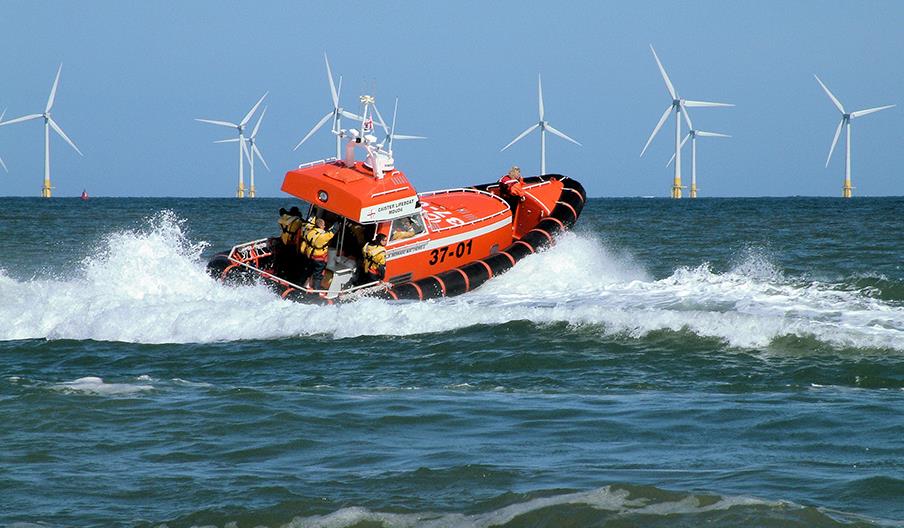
0;197;902;527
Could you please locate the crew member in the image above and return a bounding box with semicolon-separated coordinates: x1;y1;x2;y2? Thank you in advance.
275;207;303;280
360;233;387;284
498;166;526;201
498;166;526;212
296;213;316;258
277;207;304;245
302;218;338;289
391;217;417;241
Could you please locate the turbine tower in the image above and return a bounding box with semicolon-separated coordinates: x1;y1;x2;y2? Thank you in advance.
815;75;894;198
640;45;732;199
196;92;267;198
666;118;730;198
215;106;270;198
500;74;581;176
295;53;363;158
0;64;83;198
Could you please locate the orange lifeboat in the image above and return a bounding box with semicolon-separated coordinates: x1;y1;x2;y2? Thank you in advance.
207;101;585;303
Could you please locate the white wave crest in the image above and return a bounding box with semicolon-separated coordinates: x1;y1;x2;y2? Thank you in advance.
0;213;902;350
52;376;154;396
282;486;778;528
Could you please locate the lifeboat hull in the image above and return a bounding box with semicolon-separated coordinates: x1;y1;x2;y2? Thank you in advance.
207;175;586;304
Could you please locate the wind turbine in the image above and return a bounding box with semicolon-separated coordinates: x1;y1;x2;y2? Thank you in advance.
215;106;270;198
815;75;894;198
0;109;8;173
666;115;730;198
294;53;363;158
0;64;82;198
196;92;267;198
640;45;732;199
500;74;581;176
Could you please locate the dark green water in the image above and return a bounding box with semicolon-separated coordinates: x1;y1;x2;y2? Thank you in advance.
1;197;902;527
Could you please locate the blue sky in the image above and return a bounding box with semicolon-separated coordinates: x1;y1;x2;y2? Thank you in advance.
1;1;902;197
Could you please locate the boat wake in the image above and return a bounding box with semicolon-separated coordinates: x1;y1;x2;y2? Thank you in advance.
0;211;902;350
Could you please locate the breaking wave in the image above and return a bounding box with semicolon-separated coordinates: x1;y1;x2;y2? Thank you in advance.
154;485;884;528
0;211;902;350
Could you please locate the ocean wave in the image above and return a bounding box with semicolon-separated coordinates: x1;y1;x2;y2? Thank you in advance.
153;485;884;528
51;376;154;396
0;211;902;351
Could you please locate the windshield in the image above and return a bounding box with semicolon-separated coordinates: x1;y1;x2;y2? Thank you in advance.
389;214;426;243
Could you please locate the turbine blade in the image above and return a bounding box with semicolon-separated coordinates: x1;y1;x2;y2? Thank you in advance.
325;53;339;108
814;75;845;114
253;144;270;171
387;98;400;151
826;119;843;167
251;106;267;138
48;117;83;156
682;100;734;108
851;104;895;119
538;73;545;121
390;98;399;136
649;45;677;100
0;113;43;127
391;134;427;140
240;135;252;164
1;108;6;122
695;131;731;138
371;103;390;135
46;63;62;113
293;112;332;151
241;91;268;127
545;124;581;146
640;105;673;157
214;138;241;143
666;134;691;167
0;154;7;173
196;118;238;128
340;110;363;122
500;123;540;152
682;106;693;130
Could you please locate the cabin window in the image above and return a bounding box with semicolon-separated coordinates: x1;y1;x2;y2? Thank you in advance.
390;214;426;242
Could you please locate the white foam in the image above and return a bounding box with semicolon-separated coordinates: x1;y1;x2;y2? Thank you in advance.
282;486;778;528
52;376;154;396
0;213;902;350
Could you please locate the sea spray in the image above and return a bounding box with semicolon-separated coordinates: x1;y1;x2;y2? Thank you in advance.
0;212;902;351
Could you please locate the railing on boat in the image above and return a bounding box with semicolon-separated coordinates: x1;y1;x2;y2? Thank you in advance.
225;238;383;298
418;188;512;233
297;157;340;169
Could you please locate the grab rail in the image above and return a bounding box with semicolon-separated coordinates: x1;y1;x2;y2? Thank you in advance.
297;157;340;169
418;188;512;233
225;238;383;297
